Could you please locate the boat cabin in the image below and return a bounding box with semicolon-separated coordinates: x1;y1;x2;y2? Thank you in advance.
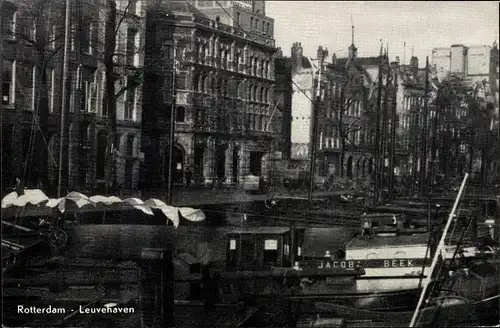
226;227;305;271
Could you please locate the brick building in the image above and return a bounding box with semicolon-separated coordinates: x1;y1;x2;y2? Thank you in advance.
1;0;145;195
141;0;277;189
317;42;398;183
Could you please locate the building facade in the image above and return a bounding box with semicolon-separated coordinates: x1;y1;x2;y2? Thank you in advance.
1;0;145;195
141;1;277;189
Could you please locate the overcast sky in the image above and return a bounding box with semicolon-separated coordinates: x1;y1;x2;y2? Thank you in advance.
266;1;499;66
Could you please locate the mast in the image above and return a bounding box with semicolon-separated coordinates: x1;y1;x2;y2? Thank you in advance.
380;47;390;195
373;40;383;205
57;0;71;198
167;40;177;204
419;57;430;196
388;60;398;194
409;173;469;327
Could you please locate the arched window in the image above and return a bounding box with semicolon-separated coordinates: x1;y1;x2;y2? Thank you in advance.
234;51;240;72
248;55;253;74
96;130;107;179
199;44;205;64
198;75;203;92
126;134;134;156
260;86;265;102
212;77;217;94
253;57;258;76
261;116;266;131
176;106;185;122
223;80;229;96
260;59;265;77
203;76;209;92
249;85;254;101
253;86;257;101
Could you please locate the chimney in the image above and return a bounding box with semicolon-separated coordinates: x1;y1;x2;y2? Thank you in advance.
331;53;337;65
410;56;418;74
291;42;303;74
275;47;283;58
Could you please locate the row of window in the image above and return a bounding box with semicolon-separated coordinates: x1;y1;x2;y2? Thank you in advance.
194;75;272;103
321;129;375;148
197;44;271;78
3;7;141;68
1;60;139;121
403;95;423;110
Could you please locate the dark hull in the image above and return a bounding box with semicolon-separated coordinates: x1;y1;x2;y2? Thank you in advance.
315;296;495;327
298;288;422;311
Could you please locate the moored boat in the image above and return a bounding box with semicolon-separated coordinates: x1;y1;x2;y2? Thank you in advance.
315;294;481;327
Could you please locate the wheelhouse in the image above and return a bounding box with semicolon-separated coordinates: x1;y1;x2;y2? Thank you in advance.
226;226;305;271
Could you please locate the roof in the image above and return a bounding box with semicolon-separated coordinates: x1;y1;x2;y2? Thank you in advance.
346;233;431;250
227;227;290;235
162;0;209;18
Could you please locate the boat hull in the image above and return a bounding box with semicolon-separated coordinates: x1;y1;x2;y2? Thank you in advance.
315;297;480;327
300;281;421;311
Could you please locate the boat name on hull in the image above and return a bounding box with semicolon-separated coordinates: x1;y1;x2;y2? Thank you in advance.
305;259;427;269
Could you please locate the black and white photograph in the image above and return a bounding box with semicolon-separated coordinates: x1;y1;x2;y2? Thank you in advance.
1;0;499;327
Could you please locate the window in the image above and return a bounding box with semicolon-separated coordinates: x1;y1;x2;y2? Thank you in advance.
250;17;253;30
234;51;240;71
236;12;240;25
49;25;56;49
263;239;278;264
2;60;15;105
96;131;107;179
48;68;55;112
134;31;140;67
266;22;270;34
197;0;213;7
87;71;98;113
70;22;76;51
255;19;259;31
262;21;265;33
124;78;136;120
4;11;16;40
126;135;134;156
260;86;265;102
30;19;36;41
198;44;205;64
176;106;185;122
253;57;258;75
100;71;107;116
126;28;138;66
260;59;265;76
88;23;94;54
31;65;36;111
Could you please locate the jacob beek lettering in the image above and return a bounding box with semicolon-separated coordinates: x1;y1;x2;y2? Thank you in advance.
316;259;419;269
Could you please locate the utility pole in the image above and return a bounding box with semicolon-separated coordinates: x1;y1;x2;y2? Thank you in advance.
57;0;70;198
380;50;390;197
374;41;384;205
419;57;430;196
167;40;177;204
308;47;328;201
388;61;398;194
430;88;440;194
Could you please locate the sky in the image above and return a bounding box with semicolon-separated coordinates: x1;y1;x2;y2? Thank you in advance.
266;1;499;65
